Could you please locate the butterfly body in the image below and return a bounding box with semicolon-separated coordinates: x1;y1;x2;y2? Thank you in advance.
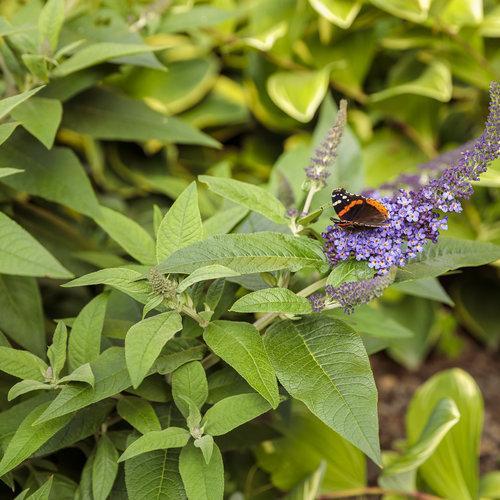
331;188;389;229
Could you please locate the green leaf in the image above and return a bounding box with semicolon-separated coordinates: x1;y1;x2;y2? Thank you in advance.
62;88;219;148
10;97;62;148
203;206;249;237
157;232;328;275
0;346;48;381
0;276;45;357
177;265;240;294
179;442;224;500
125;311;183;388
284;461;326;500
256;402;365;491
171;361;208;418
156;181;203;263
383;398;460;476
0;212;72;279
204;321;279;408
62;268;150;304
92;434;118;500
53;42;162;77
308;0;362;28
155;339;206;375
0;86;43;120
118;427;190;462
0;131;100;218
480;471;500;499
326;260;374;287
68;293;109;372
230;288;312;314
369;0;430;22
34;347;131;424
95;206;156;265
370;61;452;103
47;322;67;379
199;176;287;225
267;68;331;123
38;0;64;52
202;393;271;436
396;238;500;282
0;403;72;477
264;316;381;465
194;435;214;465
159;5;239;32
125;447;185;500
0;124;19;146
116;396;161;434
58;363;95;386
26;475;53;500
391;277;454;306
8;380;52;401
406;368;483;499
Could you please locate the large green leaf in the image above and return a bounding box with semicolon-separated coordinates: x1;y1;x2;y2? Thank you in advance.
308;0;362;28
177;265;240;294
285;462;326;500
118;427;190;462
0;403;72;477
0;276;45;356
94;206;156;265
125;447;185;500
392;277;454;306
202;393;271;436
10;97;62;148
52;42;163;77
179;442;224;500
203;206;249;237
116;396;161;435
369;0;430;22
204;320;279;408
383;398;460;476
230;288;312;314
267;68;331;122
125;312;183;388
0;131;100;218
92;434;118;500
0;212;72;278
396;238;500;282
0;86;43;120
199;175;288;225
159;5;240;32
156;182;204;263
264;316;381;465
34;347;131;424
38;0;64;52
68;292;109;372
171;361;208;418
157;232;328;275
406;369;483;500
62;88;219;147
256;402;366;491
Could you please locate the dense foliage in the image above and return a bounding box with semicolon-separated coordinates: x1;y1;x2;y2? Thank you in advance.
0;0;499;498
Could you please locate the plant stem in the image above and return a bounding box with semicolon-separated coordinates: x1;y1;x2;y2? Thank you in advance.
301;185;319;216
296;277;327;297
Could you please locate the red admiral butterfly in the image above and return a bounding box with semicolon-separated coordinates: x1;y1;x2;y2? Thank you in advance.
331;188;389;229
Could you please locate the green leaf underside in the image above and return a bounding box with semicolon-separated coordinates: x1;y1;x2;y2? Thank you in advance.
92;434;119;500
199;175;288;224
125;312;183;388
0;86;43;121
119;427;190;462
230;288;312;314
177;265;240;293
204;320;279;408
157;232;328;275
0;346;48;381
264;316;381;465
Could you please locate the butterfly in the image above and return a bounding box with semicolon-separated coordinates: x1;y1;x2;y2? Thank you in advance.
330;188;389;229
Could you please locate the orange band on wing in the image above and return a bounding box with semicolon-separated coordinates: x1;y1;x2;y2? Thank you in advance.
366;199;389;216
337;199;363;217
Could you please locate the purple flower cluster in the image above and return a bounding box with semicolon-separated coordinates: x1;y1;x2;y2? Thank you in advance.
305;100;347;185
323;82;500;277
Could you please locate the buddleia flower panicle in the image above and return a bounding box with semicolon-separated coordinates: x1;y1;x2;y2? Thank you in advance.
148;268;177;300
305;99;348;186
325;270;396;314
322;81;500;279
308;292;326;312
